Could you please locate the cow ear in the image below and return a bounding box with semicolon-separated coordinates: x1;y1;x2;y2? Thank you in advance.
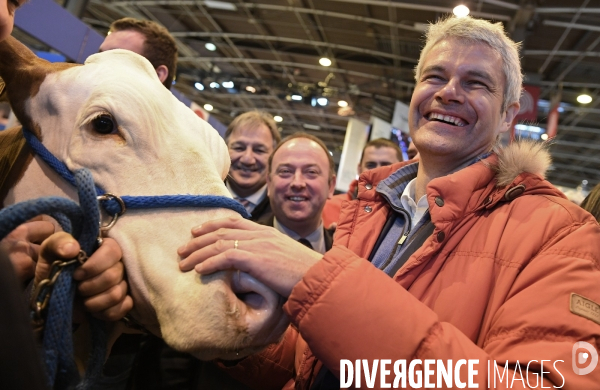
0;36;77;137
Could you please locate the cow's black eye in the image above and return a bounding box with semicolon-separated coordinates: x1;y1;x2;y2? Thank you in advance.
91;114;116;134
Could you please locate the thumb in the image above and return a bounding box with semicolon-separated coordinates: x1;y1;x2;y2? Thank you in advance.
35;232;81;287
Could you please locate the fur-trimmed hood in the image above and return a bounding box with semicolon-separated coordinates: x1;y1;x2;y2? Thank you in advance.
493;139;552;187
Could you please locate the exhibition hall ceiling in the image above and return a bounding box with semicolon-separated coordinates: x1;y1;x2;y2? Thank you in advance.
77;0;600;188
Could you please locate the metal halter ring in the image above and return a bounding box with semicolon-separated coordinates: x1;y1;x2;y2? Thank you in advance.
234;240;239;250
97;193;127;234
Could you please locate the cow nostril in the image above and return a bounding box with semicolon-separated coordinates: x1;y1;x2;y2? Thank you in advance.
234;291;266;310
229;271;272;312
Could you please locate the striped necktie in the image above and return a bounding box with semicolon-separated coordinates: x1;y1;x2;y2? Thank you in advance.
235;197;251;211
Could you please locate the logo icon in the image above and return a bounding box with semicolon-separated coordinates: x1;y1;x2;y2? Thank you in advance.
572;341;599;375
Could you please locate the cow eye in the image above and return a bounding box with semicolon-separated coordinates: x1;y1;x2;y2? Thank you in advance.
91;114;116;135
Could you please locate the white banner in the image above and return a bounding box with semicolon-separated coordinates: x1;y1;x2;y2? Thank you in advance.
336;118;369;192
391;100;410;134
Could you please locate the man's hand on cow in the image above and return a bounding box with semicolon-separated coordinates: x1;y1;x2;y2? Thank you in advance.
37;232;133;321
178;216;323;298
0;218;55;283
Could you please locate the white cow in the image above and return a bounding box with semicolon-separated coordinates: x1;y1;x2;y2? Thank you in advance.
0;36;288;360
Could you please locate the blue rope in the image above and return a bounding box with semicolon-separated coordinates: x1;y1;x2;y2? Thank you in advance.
23;129;250;219
13;129;250;388
0;169;106;389
104;195;248;216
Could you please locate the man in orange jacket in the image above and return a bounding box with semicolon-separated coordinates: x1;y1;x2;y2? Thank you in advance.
180;14;600;389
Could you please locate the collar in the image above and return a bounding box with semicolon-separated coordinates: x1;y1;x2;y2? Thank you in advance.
374;162;419;214
226;182;267;206
400;178;429;228
374;152;493;224
273;217;326;254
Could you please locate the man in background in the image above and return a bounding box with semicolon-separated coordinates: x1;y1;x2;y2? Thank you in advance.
225;111;281;221
99;17;177;89
262;133;335;254
322;138;402;227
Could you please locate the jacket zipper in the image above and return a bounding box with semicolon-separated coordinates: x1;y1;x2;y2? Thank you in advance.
380;210;412;270
380;209;431;272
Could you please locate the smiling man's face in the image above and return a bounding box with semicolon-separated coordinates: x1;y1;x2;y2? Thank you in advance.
226;124;274;198
409;37;519;165
267;137;334;237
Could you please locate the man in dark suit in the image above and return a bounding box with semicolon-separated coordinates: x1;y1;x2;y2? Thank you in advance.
224;111;281;221
259;133;336;253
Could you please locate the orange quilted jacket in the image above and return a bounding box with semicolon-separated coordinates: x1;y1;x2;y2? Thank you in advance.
223;142;600;389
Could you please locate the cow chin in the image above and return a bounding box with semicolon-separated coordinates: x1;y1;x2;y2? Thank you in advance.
111;209;289;360
158;270;290;361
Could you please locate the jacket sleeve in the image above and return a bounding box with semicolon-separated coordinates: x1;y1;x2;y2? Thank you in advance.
215;325;298;390
283;220;600;389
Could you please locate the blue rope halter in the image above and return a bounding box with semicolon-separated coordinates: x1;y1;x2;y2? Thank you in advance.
2;128;250;389
22;128;250;218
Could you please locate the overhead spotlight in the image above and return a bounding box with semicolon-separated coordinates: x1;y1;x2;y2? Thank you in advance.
338;100;348;107
222;81;234;89
274;115;283;123
246;86;256;93
204;104;214;111
317;97;328;106
210;82;220;88
453;5;470;18
291;94;303;101
303;123;321;130
319;57;332;67
541;133;549;141
205;43;217;51
194;82;205;91
204;0;237;11
577;94;592;104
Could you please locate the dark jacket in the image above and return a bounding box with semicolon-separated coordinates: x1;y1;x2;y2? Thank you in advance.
249;194;272;222
224;179;273;222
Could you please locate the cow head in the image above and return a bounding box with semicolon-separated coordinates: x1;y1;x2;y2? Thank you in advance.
0;36;289;359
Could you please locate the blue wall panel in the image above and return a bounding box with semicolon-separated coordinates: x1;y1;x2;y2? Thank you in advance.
14;0;103;63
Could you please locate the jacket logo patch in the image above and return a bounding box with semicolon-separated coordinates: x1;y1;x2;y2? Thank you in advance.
570;293;600;325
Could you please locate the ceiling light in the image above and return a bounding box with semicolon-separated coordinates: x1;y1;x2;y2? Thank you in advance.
319;57;332;67
453;5;470;18
246;86;256;93
274;115;283;123
204;0;237;11
541;133;549;141
210;82;220;88
222;81;234;89
204;104;214;111
303;123;321;130
205;43;217;51
291;94;303;101
338;100;348;107
194;82;204;91
577;94;592;104
317;97;328;106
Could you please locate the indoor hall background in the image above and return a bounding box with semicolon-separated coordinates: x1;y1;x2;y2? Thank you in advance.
12;0;600;190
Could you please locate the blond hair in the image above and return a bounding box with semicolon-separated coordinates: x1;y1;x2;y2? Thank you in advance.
415;16;522;111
